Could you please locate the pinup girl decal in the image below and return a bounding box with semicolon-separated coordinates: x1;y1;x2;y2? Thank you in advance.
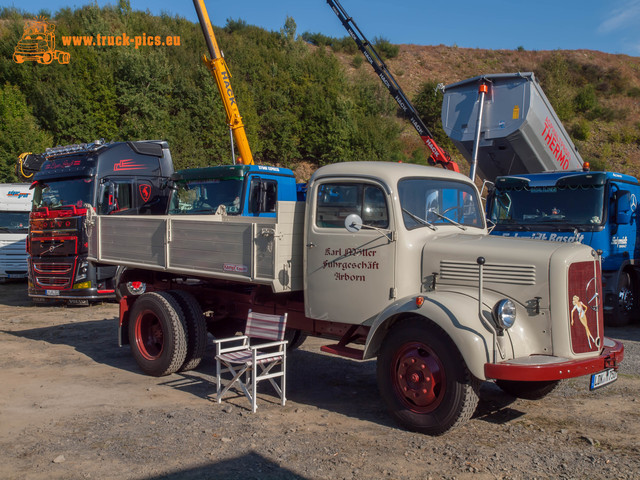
571;295;601;349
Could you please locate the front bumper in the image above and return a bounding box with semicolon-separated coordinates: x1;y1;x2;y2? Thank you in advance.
484;337;624;381
29;286;115;301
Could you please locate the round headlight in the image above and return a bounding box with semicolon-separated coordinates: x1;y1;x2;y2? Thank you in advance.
493;299;516;329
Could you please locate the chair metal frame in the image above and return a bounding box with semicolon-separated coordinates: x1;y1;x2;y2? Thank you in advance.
214;310;288;412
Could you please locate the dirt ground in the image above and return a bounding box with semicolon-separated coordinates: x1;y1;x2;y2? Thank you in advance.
1;281;639;480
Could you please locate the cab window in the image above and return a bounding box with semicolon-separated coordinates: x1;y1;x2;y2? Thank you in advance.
98;181;133;215
248;178;277;214
316;183;388;228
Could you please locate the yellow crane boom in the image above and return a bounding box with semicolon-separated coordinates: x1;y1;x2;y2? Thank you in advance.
193;0;254;165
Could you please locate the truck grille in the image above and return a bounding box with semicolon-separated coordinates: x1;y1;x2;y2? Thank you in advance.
568;260;603;354
32;259;76;290
439;261;536;285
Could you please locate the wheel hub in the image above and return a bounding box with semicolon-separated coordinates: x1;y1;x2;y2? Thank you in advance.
619;287;634;312
135;310;164;360
393;342;445;413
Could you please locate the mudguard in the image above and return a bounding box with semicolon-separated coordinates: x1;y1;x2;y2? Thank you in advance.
363;289;507;380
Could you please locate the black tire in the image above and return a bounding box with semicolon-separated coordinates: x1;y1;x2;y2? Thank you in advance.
284;328;307;351
377;318;479;435
168;290;207;372
607;271;637;327
128;292;188;377
495;379;560;400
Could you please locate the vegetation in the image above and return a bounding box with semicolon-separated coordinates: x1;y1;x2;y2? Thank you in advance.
0;2;403;182
1;3;639;183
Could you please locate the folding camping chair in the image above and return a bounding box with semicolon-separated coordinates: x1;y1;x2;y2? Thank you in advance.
214;310;288;412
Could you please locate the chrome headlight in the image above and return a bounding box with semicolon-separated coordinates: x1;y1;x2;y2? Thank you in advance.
493;299;516;329
126;281;146;295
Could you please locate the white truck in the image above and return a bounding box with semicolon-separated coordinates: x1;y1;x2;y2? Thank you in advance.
87;162;623;435
0;184;32;282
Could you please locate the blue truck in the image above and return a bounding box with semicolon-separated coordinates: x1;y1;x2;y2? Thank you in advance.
486;170;640;326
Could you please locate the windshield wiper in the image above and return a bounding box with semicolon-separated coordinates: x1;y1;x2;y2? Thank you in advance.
430;211;467;231
402;208;437;231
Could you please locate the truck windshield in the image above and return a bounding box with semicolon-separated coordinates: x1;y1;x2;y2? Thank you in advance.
33;178;94;210
489;184;605;227
0;212;30;234
398;178;483;230
169;178;244;215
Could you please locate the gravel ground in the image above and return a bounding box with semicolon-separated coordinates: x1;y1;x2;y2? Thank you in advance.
0;281;639;480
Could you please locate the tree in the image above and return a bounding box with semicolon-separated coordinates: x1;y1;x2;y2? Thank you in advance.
0;83;52;182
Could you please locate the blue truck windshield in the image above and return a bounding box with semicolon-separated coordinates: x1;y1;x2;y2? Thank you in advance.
398;178;484;230
169;178;243;215
33;178;94;210
490;184;605;227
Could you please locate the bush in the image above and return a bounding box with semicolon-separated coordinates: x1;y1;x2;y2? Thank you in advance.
574;85;597;113
373;36;399;59
572;120;590;141
627;87;640;98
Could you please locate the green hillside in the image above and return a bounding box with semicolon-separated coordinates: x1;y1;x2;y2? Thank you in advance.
1;2;639;182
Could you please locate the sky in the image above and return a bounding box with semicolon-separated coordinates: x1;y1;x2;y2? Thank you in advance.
5;0;640;57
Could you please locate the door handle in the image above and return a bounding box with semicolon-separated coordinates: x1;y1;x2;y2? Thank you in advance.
306;242;316;248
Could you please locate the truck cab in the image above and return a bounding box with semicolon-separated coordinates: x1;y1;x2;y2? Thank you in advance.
0;184;32;282
29;140;174;303
487;170;640;326
168;164;298;217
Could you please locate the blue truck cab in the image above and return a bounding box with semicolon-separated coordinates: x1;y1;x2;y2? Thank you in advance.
169;164;300;217
487;170;640;326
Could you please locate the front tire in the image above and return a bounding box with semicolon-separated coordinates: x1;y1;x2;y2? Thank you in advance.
128;292;188;376
377;318;479;435
607;271;637;327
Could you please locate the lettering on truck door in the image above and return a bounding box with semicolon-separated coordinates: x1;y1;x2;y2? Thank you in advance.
305;180;396;323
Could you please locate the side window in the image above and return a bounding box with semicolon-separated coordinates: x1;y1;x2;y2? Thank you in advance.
316;183;388;228
249;178;278;214
98;181;133;215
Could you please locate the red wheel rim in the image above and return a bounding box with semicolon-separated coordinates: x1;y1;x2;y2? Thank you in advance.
134;310;164;360
391;341;445;413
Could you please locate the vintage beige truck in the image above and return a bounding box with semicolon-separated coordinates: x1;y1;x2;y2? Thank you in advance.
87;161;623;435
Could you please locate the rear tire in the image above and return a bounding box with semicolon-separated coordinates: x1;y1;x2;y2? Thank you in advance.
128;292;188;376
168;290;207;372
495;379;560;400
377;318;479;435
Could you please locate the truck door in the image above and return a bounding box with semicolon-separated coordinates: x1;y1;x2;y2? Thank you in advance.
305;179;396;323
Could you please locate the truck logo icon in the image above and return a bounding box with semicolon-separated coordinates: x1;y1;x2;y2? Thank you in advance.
139;184;151;203
13;17;70;65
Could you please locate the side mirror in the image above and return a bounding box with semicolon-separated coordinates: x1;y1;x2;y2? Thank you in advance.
616;191;633;225
344;213;363;233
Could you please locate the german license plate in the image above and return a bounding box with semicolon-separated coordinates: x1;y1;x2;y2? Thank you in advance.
45;290;60;296
590;369;617;390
